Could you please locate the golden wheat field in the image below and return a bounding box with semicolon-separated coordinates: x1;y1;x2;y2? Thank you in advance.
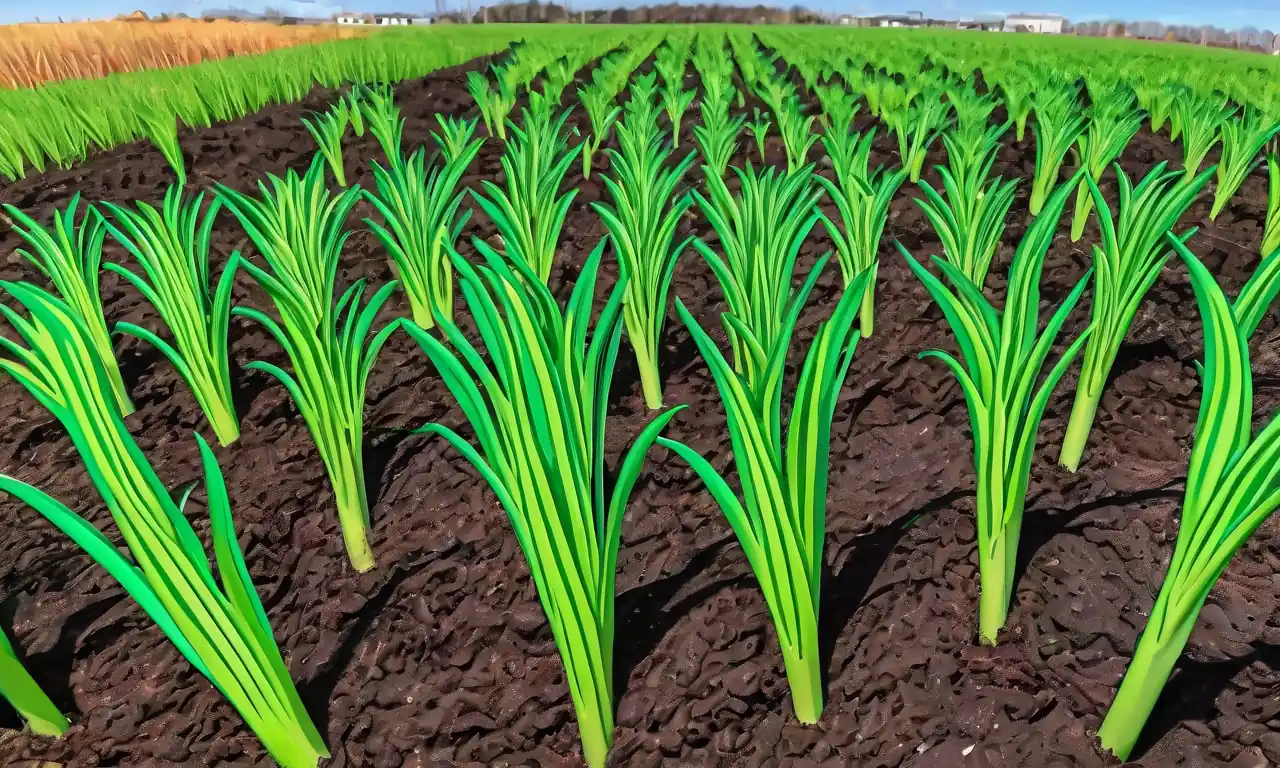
0;19;361;89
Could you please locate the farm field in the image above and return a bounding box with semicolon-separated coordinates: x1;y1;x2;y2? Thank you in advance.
0;23;1279;768
0;19;358;89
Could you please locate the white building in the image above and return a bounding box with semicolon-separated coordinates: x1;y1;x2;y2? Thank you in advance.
374;13;426;24
335;14;368;24
1002;13;1065;33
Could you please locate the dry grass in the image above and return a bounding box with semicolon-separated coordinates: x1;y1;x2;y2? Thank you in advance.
0;19;363;89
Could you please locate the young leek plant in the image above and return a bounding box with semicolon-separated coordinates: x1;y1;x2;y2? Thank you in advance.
301;100;351;187
914;155;1019;303
365;142;481;329
467;69;515;141
1097;237;1280;760
578;83;622;179
0;626;68;737
593;97;696;410
0;280;326;768
472;94;581;284
748;109;772;164
815;128;907;336
692;98;745;181
139;106;187;188
692;162;823;399
1028;85;1087;216
887;94;951;184
216;160;399;573
658;265;872;724
4;195;133;415
1176;94;1233;182
901;178;1093;645
1058;162;1215;473
359;84;405;170
1233;245;1280;339
430;113;483;167
399;240;682;768
99;186;241;446
1069;89;1144;242
1210;108;1280;221
660;85;697;149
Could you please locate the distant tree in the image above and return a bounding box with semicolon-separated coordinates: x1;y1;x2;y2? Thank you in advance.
1165;29;1177;42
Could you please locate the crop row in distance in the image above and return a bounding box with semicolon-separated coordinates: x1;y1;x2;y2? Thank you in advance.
0;25;1279;768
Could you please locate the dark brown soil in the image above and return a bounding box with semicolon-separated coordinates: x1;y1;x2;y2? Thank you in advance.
1;53;1280;768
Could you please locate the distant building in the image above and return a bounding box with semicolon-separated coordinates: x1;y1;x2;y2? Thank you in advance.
841;11;926;27
1002;13;1066;33
373;12;426;24
335;13;370;24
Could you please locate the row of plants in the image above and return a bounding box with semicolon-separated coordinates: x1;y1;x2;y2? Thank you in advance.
1;29;1280;768
0;25;620;184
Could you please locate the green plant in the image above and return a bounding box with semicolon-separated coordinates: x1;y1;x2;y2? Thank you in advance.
430;113;483;167
815;127;907;336
1177;94;1233;182
692;99;745;180
359;84;405;168
365;143;479;329
302;101;351;187
0;626;68;737
900;179;1092;645
345;88;365;137
139;105;186;187
1029;85;1087;216
885;93;950;183
0;280;326;768
657;265;871;724
998;76;1035;142
99;186;241;446
1096;237;1280;760
593;112;696;410
748;109;772;164
399;240;682;768
1266;145;1280;259
1210;108;1280;220
691;162;822;398
578;83;622;179
1070;89;1144;241
3;195;133;415
941;119;1009;194
1058;162;1215;472
216;160;398;572
661;85;697;148
1232;245;1280;339
468;69;516;140
914;157;1020;299
472;96;581;284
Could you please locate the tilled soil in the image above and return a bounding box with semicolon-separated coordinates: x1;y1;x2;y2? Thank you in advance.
1;52;1279;768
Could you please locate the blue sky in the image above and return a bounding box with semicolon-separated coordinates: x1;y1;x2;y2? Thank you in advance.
3;0;1278;32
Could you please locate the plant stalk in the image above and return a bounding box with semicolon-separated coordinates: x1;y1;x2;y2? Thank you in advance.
1097;598;1199;761
1059;382;1101;473
780;637;823;723
978;520;1016;646
328;441;374;573
0;631;68;737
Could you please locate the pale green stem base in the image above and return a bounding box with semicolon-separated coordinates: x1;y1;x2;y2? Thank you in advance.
0;641;69;737
639;366;664;411
1059;385;1101;473
410;300;437;331
209;406;241;448
1070;180;1095;242
781;641;824;723
1097;616;1197;761
858;280;875;338
330;444;375;573
978;520;1019;646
